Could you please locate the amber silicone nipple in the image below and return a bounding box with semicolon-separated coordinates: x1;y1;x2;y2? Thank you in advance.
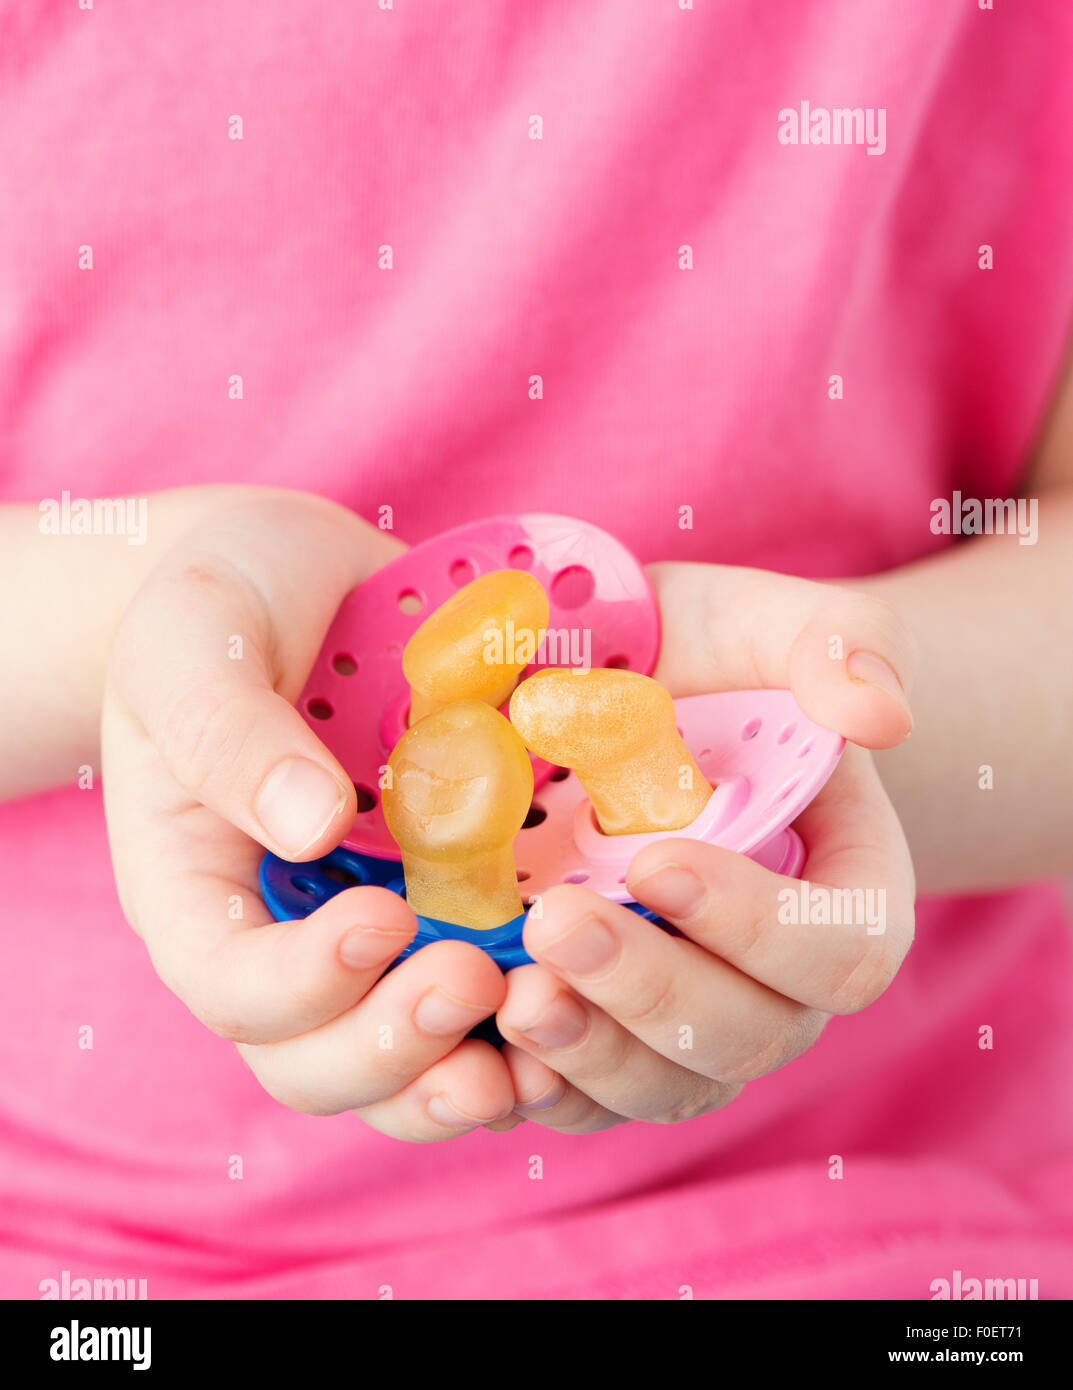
403;569;550;724
382;700;534;929
509;668;713;835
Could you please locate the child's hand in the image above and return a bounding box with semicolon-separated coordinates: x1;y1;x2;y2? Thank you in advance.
102;492;516;1139
495;562;917;1132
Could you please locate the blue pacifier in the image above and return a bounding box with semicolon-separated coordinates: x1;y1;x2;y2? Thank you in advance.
259;846;534;973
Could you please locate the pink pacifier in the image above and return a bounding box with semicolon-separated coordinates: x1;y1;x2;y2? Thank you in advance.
294;513;661;860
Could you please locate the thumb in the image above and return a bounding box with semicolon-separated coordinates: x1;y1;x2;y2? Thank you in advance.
648;561;916;749
109;491;404;859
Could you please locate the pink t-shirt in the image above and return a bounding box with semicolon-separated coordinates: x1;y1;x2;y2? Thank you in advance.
2;1;1072;1298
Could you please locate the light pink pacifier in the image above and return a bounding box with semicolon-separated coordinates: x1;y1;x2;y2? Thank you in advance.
511;689;843;896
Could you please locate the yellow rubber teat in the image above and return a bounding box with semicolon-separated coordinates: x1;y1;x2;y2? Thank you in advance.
382;700;533;929
403;569;550;724
509;668;713;835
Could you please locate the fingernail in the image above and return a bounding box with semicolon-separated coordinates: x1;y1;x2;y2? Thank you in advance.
414;987;487;1036
338;925;408;970
255;758;348;857
516;993;588;1050
630;864;705;918
847;650;910;715
539;913;619;976
518;1079;568;1111
427;1094;484;1130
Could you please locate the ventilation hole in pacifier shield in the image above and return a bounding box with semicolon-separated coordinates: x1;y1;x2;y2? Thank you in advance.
797;738;815;758
449;558;477;587
307;698;334;720
563;871;590;884
521;803;547;829
292;875;320;895
548;767;570;782
508;544;534;569
551;565;594;609
517;870;531;882
332;653;358;676
773;776;801;805
322;863;362;887
397;589;424;615
741;717;762;740
777;722;797;744
353;784;378;813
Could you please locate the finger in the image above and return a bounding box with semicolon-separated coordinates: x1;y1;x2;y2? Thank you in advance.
648;562;917;748
352;1039;516;1142
625;744;915;1014
109;492;403;860
239;940;509;1114
515;891;826;1082
501;1044;629;1134
103;689;422;1042
497;965;741;1124
148;877;417;1046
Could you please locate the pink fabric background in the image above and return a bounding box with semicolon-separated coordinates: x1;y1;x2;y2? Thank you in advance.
2;0;1073;1297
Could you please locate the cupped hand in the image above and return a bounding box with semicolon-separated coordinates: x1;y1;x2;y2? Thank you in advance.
495;562;917;1132
102;491;516;1140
